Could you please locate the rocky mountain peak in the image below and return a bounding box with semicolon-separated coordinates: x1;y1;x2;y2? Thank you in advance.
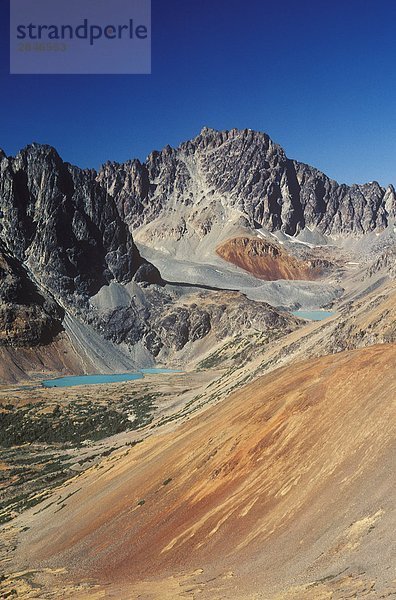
1;131;394;373
183;126;277;158
95;127;393;238
0;143;161;302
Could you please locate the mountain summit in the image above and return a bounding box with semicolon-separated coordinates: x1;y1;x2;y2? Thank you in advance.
98;127;396;237
0;128;394;376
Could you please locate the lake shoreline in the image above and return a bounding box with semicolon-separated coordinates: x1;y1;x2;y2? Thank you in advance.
42;368;182;388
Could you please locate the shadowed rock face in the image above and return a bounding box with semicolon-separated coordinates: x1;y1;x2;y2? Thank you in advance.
0;241;63;346
0;144;161;302
0;144;166;359
97;127;396;237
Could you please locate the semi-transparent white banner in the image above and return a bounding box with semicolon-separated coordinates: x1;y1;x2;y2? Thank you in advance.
10;0;151;74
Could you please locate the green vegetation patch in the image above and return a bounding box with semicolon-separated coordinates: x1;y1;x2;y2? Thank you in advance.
0;393;161;448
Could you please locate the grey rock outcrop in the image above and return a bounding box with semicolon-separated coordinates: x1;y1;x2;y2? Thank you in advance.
0;144;160;303
97;127;395;238
365;245;396;279
91;286;299;361
0;241;63;346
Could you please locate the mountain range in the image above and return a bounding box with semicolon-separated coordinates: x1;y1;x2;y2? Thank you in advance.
1;127;396;599
0;127;395;381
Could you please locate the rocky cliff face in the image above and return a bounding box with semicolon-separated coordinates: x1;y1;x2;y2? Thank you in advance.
97;127;396;238
0;144;162;356
0;241;63;346
0;144;161;304
365;246;396;279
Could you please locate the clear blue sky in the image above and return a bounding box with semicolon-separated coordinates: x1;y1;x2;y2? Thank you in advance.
1;0;395;185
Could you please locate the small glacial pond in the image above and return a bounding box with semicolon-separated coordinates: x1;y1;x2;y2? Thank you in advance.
42;368;181;388
292;310;335;321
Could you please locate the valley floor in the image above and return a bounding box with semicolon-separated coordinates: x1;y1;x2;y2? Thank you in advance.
1;337;396;598
1;276;396;599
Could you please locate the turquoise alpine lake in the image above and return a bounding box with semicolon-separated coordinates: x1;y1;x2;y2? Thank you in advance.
292;310;335;321
42;368;181;388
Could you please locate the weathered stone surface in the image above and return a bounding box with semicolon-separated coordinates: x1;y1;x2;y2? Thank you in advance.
98;127;395;237
92;286;299;360
133;263;163;285
0;242;63;346
216;236;328;280
366;246;396;279
0;144;158;303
